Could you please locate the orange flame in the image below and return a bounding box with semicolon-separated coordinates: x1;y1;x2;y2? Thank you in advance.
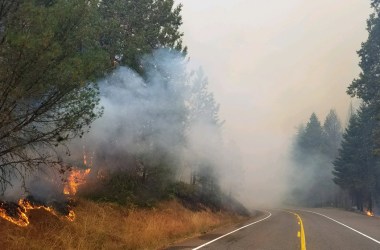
0;203;29;227
64;149;92;196
63;168;91;196
366;210;374;217
0;150;92;226
0;198;75;227
66;209;76;221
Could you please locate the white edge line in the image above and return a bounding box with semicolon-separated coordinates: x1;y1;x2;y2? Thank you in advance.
294;209;380;245
192;211;272;250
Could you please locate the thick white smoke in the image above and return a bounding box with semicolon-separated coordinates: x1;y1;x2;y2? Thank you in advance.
67;49;244;196
1;49;244;203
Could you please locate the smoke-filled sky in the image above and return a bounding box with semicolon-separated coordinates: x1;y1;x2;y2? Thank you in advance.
179;0;371;205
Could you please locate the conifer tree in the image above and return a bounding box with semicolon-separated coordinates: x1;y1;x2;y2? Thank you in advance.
323;110;342;159
333;105;378;211
299;113;324;156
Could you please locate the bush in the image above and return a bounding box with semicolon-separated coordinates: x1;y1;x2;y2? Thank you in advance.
82;167;176;207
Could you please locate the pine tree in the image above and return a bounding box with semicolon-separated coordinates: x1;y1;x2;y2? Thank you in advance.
323;110;342;159
347;1;380;103
291;124;306;163
186;68;223;187
299;113;324;156
292;111;343;206
344;1;380;210
333;105;378;211
99;0;186;73
0;0;111;190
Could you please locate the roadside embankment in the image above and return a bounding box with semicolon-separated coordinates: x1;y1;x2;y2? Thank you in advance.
0;199;247;250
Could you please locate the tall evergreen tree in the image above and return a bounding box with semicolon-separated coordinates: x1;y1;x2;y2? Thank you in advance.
323;109;342;159
292;111;343;207
98;0;186;73
291;124;305;163
333;105;378;211
299;113;324;156
186;68;223;187
344;0;380;210
348;1;380;104
187;68;222;127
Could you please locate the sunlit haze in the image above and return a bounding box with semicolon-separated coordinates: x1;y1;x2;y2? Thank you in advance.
180;0;371;205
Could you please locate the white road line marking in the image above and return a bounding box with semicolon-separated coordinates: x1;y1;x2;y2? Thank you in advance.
295;209;380;245
192;211;272;250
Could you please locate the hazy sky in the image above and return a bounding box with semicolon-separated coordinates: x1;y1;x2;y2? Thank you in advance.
179;0;372;204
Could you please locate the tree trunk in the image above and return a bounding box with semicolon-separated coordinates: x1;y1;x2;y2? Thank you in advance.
368;193;373;212
191;171;196;185
142;168;146;184
356;193;364;211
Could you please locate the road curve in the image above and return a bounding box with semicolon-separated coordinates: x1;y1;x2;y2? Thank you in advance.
166;208;380;250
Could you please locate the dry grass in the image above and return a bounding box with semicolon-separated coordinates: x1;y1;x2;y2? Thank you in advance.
0;199;244;250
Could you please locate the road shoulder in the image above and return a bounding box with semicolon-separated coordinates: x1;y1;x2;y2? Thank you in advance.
164;210;267;250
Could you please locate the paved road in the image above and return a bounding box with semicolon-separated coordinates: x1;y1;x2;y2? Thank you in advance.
167;208;380;250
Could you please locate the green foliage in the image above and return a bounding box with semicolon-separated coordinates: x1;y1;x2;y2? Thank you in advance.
333;104;379;211
323;110;342;158
0;0;111;189
85;165;176;207
333;114;362;191
342;1;380;211
347;2;380;103
0;0;186;190
295;111;342;161
84;162;224;210
297;113;324;156
87;172;140;206
85;170;223;211
292;110;343;207
291;124;305;163
98;0;186;73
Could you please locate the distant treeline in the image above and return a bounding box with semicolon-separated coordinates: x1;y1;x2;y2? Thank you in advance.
291;0;380;212
291;110;342;207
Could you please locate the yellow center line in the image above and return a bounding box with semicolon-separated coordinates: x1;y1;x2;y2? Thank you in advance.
286;211;307;250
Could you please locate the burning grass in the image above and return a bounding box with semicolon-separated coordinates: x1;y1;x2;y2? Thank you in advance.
0;199;245;250
0;197;75;227
366;210;375;217
0;164;89;228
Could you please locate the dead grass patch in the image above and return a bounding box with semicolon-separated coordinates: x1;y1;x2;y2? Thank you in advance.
0;199;244;250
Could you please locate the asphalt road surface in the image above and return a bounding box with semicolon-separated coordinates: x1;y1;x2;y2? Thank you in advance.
166;208;380;250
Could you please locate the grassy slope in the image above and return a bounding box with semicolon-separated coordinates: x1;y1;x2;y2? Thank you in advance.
0;199;245;250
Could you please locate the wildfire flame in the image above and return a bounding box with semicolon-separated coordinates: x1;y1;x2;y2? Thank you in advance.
0;150;92;227
0;165;88;227
64;149;92;196
63;168;91;196
0;198;75;227
366;210;374;217
0;201;29;227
